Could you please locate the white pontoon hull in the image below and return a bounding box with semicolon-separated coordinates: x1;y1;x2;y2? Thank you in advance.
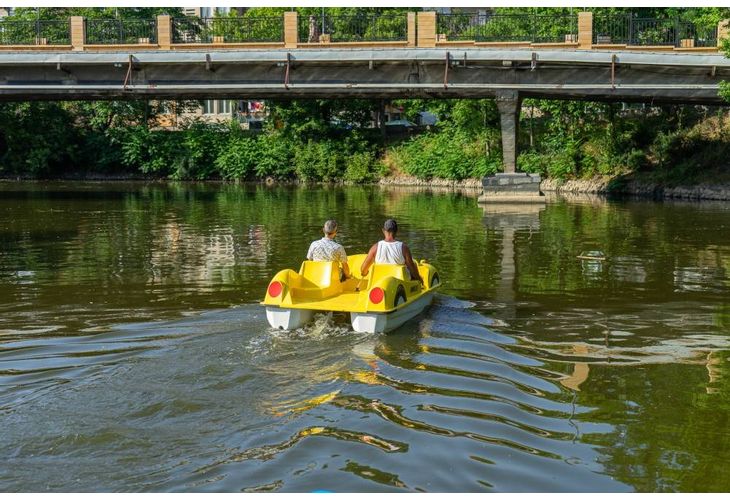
350;292;434;333
266;307;314;330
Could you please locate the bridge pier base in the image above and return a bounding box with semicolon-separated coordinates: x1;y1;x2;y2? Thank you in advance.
479;90;545;204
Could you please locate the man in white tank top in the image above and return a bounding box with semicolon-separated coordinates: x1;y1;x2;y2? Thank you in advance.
360;219;423;285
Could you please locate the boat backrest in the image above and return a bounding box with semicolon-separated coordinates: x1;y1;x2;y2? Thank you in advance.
369;263;407;284
347;254;367;277
298;260;339;289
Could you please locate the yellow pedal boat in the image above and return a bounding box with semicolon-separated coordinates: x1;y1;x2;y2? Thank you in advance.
262;253;441;333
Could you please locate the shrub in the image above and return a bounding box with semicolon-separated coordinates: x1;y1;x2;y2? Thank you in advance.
254;132;294;179
386;128;496;180
120;126;181;176
344;151;376;183
215;136;258;179
294;140;342;182
0;102;79;176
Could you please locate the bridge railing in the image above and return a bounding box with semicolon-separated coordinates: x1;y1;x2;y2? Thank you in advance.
85;19;157;45
296;13;408;43
171;16;284;44
0;19;71;45
437;13;578;44
0;11;725;52
593;14;718;48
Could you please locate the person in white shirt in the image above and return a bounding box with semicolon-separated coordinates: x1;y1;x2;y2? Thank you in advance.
360;219;423;285
306;219;351;280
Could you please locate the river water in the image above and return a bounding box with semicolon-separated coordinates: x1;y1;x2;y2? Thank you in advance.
0;182;729;492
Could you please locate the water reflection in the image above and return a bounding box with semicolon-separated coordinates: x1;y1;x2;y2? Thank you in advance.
0;183;729;492
482;203;544;313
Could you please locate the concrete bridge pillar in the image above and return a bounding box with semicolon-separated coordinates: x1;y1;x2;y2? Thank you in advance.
495;89;521;174
478;90;544;204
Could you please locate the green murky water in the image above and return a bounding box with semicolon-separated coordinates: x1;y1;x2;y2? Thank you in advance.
0;182;729;492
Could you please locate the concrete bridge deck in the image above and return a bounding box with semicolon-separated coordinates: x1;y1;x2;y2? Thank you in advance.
0;48;727;103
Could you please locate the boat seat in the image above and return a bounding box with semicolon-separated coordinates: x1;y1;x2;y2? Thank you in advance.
293;261;342;300
347;254;367;277
369;264;408;284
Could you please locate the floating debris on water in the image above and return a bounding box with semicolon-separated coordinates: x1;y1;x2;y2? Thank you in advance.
578;250;607;261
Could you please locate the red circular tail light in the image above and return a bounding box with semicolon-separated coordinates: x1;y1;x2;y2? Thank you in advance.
268;281;283;298
369;287;384;304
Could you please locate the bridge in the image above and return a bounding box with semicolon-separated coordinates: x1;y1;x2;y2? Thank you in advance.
1;10;728;193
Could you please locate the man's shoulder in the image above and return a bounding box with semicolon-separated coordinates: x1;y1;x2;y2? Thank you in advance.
323;238;343;248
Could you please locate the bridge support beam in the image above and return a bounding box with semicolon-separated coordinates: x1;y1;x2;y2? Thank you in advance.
479;90;544;204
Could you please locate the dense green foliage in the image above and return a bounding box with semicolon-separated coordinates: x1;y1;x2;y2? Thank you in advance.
1;7;730;184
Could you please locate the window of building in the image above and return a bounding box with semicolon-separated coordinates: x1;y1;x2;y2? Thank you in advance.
218;100;232;115
202;100;215;115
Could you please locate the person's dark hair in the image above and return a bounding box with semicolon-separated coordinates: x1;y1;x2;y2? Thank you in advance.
383;219;398;234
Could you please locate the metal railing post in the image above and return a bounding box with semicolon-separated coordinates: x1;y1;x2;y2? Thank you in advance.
674;17;679;47
626;14;631;45
531;14;536;43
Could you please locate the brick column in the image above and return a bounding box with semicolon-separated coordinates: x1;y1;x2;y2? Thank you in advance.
157;15;171;49
718;20;729;48
70;16;84;51
578;12;593;49
417;11;436;48
407;12;416;47
284;12;298;48
496;90;522;174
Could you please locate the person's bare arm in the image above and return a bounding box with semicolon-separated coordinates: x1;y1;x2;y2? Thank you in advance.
360;243;378;276
403;244;423;285
341;261;351;279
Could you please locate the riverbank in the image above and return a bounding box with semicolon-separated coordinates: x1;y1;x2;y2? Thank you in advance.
541;177;730;201
4;173;730;201
378;174;730;201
